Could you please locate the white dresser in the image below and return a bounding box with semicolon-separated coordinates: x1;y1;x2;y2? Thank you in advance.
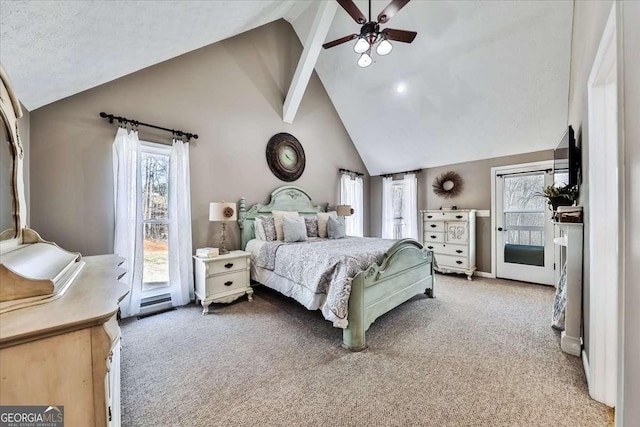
194;250;253;314
421;209;477;280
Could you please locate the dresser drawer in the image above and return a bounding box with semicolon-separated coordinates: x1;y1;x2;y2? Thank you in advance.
423;211;469;222
424;221;444;232
424;243;468;257
206;257;249;277
435;254;469;269
423;232;444;244
206;270;249;294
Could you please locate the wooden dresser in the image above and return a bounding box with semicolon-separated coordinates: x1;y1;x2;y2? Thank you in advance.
421;209;477;280
0;255;129;426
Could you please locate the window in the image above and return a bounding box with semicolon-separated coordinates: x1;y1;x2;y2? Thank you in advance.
382;173;418;239
340;174;364;236
391;181;405;239
140;143;171;295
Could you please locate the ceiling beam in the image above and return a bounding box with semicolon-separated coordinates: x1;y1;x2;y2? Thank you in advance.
283;1;338;124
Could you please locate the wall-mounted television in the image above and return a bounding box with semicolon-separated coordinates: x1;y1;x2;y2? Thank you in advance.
553;125;580;188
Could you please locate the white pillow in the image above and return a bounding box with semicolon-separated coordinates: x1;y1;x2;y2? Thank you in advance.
254;217;266;241
317;211;337;238
273;210;299;241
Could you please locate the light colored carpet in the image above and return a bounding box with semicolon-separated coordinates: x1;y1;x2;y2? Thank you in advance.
120;274;609;426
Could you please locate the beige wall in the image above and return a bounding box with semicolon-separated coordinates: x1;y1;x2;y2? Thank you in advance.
29;20;368;255
566;0;613;367
369;150;553;273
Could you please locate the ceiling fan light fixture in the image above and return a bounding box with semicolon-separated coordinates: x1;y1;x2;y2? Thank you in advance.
376;39;393;56
353;37;370;54
357;51;373;68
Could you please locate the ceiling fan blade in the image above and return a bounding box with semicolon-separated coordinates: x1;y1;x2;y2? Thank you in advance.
337;0;367;24
322;34;359;49
381;28;417;43
377;0;411;24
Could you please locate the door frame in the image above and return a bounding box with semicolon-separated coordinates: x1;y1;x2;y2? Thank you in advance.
586;2;621;410
490;160;554;282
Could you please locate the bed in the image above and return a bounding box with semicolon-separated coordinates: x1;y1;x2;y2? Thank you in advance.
238;186;434;351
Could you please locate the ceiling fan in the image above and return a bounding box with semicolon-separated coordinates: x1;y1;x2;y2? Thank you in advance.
323;0;417;68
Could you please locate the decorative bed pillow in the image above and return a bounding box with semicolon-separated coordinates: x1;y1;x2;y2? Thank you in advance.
327;216;346;239
304;216;318;237
273;211;299;241
283;216;308;243
259;216;276;241
254;217;267;241
317;211;337;238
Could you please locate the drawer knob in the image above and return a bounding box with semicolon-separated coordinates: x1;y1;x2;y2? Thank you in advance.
456;215;463;219
456;250;463;254
431;235;436;239
456;260;463;265
225;263;234;269
224;281;233;286
430;224;436;228
427;246;433;249
427;215;433;219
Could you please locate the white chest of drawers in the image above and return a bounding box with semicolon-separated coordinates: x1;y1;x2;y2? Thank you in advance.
193;250;253;314
421;209;477;280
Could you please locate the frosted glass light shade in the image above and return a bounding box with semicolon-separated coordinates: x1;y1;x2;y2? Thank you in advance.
353;38;370;54
357;52;373;68
376;39;393;56
209;202;237;222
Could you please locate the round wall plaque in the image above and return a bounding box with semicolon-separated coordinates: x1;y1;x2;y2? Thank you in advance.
266;133;306;182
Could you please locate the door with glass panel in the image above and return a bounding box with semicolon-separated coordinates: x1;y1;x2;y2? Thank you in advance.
496;168;555;285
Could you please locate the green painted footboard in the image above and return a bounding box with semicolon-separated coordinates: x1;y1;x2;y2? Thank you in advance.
342;239;434;351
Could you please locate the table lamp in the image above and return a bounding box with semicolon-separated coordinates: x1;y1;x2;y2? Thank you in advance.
337;205;354;217
209;202;237;255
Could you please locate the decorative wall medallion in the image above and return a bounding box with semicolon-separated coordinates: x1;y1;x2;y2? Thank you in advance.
432;171;463;198
266;133;306;182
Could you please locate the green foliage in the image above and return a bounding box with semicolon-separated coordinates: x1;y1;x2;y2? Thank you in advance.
538;184;578;201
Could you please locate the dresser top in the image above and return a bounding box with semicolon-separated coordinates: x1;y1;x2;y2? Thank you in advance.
0;254;128;348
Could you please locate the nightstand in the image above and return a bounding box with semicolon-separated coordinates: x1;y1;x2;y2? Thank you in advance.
193;250;253;314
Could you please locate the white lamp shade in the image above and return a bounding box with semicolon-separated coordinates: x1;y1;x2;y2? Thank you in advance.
357;52;373;68
376;39;393;56
209;202;237;222
337;205;354;216
353;38;370;54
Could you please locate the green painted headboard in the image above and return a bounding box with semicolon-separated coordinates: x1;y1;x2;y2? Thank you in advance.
238;186;328;250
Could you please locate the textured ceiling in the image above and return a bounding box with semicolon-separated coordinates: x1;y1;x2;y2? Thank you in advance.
0;0;308;110
292;0;573;174
1;1;572;173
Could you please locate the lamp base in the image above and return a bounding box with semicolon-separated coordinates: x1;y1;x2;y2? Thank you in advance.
220;223;229;255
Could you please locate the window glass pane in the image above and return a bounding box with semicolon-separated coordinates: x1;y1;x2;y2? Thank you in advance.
554;171;570;187
392;184;404;219
143;223;169;290
141;152;169;220
502;173;545;267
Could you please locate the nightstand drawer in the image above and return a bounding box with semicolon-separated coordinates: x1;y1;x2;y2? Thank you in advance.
436;254;468;269
206;270;248;294
206;257;249;277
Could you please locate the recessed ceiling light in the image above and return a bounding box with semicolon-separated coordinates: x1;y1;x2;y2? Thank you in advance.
396;83;407;94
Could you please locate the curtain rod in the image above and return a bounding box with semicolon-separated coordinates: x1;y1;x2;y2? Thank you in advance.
99;112;199;141
380;169;422;178
339;168;364;177
496;168;552;178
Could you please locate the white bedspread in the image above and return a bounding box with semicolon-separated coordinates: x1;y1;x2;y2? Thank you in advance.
246;237;395;328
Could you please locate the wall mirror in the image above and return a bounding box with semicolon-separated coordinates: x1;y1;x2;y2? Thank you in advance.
0;120;16;239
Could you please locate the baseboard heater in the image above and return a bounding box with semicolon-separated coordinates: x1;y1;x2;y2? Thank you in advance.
137;293;174;319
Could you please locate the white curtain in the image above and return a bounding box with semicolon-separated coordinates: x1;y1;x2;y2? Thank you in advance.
113;127;143;318
168;139;194;306
340;173;364;237
403;173;419;240
381;176;394;239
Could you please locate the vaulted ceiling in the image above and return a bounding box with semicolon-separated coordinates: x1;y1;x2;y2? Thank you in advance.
0;0;572;174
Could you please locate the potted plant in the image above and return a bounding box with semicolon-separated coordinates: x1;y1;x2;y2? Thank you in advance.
538;184;578;214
